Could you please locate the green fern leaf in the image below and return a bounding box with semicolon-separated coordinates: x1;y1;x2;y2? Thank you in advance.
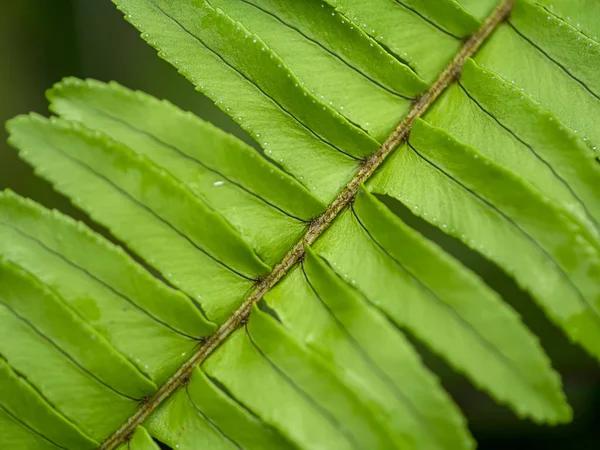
2;0;599;449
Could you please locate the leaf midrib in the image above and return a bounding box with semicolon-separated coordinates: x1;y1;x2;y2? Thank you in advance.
100;1;516;447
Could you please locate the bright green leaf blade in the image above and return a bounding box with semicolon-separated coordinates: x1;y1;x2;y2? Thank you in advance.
455;0;498;21
369;123;600;362
0;190;214;338
314;191;571;423
49;77;325;221
424;80;597;238
324;0;461;82
0;357;98;450
48;78;311;266
8;114;269;279
146;0;380;157
399;0;481;37
0;265;138;440
301;248;474;450
0;408;63;450
247;305;400;449
203;328;355;450
223;0;428;96
184;368;296;450
7;114;257;322
117;427;160;450
534;0;600;43
113;0;370;201
512;0;600;98
459;59;600;231
145;387;237;450
0;192;202;384
0;259;156;398
354;188;571;421
264;266;417;448
474;23;600;154
408;118;600;322
208;0;413;142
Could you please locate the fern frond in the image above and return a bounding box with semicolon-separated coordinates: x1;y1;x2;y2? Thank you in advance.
2;0;599;449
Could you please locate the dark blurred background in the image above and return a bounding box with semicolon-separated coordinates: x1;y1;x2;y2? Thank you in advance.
0;1;598;448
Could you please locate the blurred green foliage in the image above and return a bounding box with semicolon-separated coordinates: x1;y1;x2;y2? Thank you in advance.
0;1;598;448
